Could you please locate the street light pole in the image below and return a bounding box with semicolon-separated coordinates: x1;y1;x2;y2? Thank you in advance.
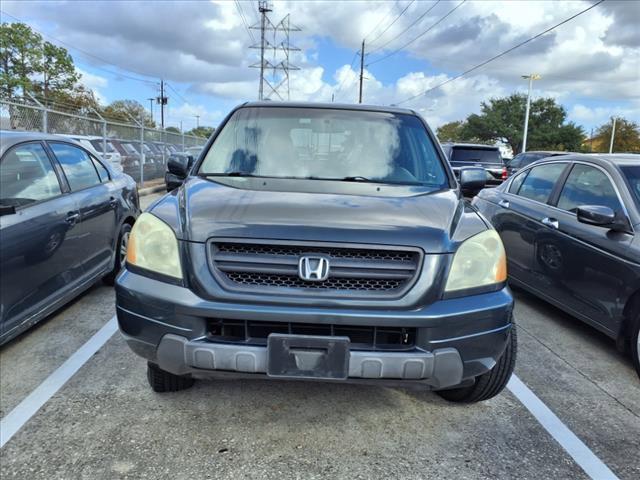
147;98;154;123
609;117;617;153
521;74;541;153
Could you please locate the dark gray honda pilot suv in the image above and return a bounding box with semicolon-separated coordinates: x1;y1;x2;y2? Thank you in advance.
116;102;516;403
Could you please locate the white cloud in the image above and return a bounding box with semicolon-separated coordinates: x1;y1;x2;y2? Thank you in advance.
76;68;108;104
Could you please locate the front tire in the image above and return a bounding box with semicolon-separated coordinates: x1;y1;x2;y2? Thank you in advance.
437;319;517;403
146;362;195;392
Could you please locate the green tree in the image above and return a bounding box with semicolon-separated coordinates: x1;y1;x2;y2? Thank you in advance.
33;41;79;105
436;121;467;142
165;126;181;134
186;126;215;138
0;22;43;98
592;117;640;153
102;99;155;127
463;93;585;154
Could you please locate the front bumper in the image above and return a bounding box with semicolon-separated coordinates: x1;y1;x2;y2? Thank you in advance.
116;270;514;389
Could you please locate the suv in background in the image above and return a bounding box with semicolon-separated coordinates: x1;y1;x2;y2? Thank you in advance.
442;143;507;186
507;151;570;176
117;102;516;404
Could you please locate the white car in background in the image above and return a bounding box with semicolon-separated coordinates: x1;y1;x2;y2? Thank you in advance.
61;134;124;173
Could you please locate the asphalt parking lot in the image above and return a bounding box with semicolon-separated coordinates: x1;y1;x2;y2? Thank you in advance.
1;198;639;480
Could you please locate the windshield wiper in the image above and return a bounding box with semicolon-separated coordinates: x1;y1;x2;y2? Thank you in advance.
199;172;261;178
305;175;376;183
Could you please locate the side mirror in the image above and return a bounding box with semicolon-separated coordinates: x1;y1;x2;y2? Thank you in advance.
186;154;195;170
459;167;487;196
0;204;16;216
167;153;190;178
576;205;629;232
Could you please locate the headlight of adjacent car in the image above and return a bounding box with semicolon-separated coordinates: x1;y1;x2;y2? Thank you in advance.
126;212;182;279
445;229;507;293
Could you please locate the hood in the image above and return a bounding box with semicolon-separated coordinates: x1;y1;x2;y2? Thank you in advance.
150;178;487;254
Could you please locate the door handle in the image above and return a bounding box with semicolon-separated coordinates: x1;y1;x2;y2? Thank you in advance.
498;199;510;209
541;217;559;229
65;212;80;225
109;196;118;208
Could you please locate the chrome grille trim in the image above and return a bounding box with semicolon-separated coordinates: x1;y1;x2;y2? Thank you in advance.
208;239;423;299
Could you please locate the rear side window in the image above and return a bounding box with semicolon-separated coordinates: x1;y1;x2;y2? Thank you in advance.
557;164;622;213
91;157;110;182
508;171;528;194
49;143;101;191
450;147;502;165
517;163;567;203
0;143;61;207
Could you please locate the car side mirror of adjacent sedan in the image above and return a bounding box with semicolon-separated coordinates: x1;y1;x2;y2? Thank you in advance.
458;167;487;196
0;204;16;217
576;205;631;232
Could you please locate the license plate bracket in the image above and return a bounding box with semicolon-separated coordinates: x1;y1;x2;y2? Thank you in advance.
267;334;350;380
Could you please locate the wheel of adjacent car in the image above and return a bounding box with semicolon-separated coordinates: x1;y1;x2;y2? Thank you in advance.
631;316;640;380
437;317;517;403
146;362;195;392
103;222;132;285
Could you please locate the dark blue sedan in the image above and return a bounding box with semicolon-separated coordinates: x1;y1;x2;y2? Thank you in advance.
473;154;640;378
0;131;140;344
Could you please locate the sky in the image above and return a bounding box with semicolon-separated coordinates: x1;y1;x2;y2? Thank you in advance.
2;0;638;133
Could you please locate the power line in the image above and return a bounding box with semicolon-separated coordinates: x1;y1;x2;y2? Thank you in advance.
332;51;360;102
394;0;606;106
367;0;466;67
165;82;190;105
366;0;415;50
367;1;441;56
234;0;256;43
363;1;399;43
0;10;158;85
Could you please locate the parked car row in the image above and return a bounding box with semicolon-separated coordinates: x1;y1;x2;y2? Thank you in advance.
63;134;205;182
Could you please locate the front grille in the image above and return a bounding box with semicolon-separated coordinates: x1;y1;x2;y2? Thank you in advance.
209;240;422;298
207;319;416;351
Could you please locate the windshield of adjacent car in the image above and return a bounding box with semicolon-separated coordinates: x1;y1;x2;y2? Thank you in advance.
621;165;640;209
199;107;448;188
450;147;503;165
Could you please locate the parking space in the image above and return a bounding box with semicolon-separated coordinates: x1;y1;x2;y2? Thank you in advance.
1;246;638;479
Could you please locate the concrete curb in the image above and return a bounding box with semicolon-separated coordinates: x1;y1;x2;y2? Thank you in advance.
138;184;165;197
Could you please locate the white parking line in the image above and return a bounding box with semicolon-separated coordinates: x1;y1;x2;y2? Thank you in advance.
0;317;118;448
508;374;619;480
0;319;621;480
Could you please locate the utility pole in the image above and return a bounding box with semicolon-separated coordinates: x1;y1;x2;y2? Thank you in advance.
195;115;200;128
590;127;594;152
359;40;365;104
147;98;154;123
521;74;541;153
609;117;617;153
157;79;168;129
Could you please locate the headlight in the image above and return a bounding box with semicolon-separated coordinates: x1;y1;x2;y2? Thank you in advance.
126;212;182;279
445;230;506;293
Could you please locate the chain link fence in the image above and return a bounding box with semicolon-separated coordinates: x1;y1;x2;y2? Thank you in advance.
1;98;208;187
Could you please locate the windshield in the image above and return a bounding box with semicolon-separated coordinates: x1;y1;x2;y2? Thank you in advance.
199;107;448;187
451;147;503;165
621;165;640;209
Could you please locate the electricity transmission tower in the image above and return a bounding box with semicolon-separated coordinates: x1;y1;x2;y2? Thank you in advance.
250;1;301;101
